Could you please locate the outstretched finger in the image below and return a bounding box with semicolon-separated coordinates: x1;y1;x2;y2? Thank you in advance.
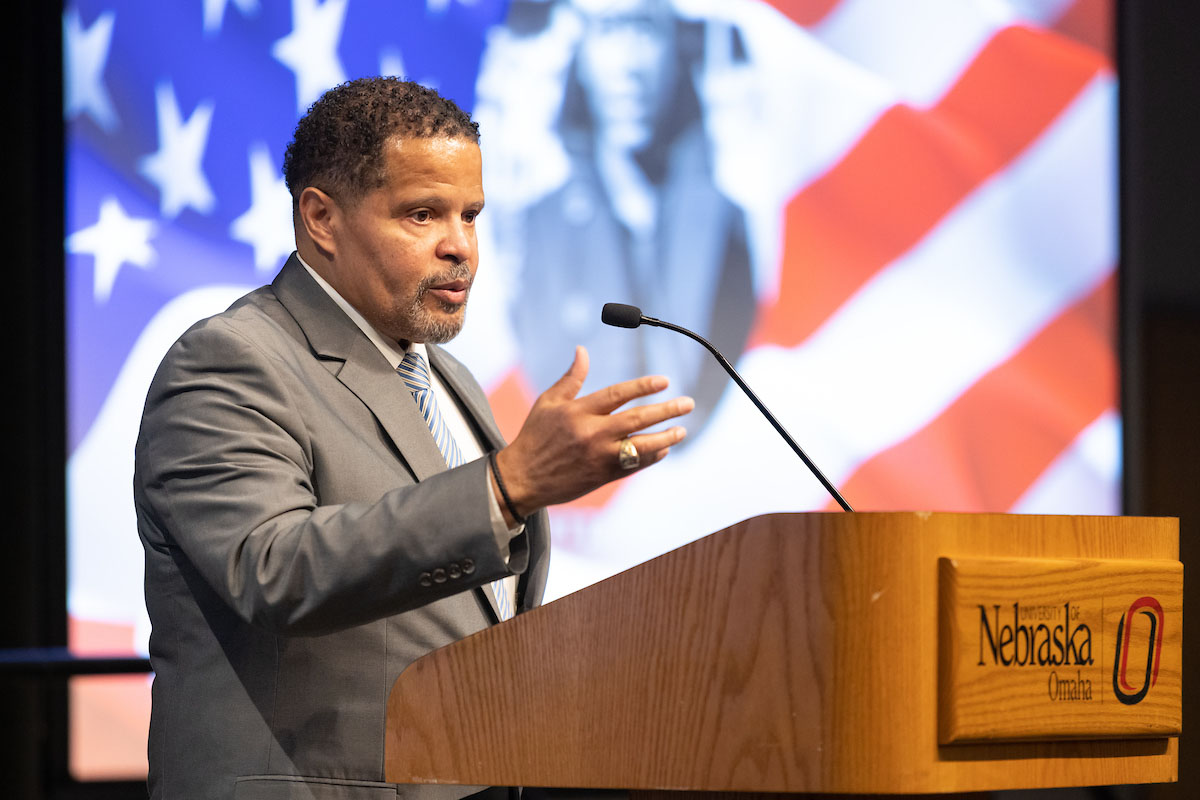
609;396;695;437
627;427;688;462
579;373;670;415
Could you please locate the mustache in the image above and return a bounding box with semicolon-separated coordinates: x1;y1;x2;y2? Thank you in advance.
415;261;473;296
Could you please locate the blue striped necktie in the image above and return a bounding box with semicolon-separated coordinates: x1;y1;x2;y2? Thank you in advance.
397;351;514;621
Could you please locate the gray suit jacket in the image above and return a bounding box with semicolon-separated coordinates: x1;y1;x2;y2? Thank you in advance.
134;255;550;800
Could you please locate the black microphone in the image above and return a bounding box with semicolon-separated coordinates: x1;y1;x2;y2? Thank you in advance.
600;303;643;329
601;302;853;512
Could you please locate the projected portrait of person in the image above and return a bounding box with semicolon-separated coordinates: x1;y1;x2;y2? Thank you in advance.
507;0;756;437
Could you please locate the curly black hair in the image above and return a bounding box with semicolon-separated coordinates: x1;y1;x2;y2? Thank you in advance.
282;77;480;208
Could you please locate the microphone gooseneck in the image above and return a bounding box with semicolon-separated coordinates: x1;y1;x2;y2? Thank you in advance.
601;302;854;512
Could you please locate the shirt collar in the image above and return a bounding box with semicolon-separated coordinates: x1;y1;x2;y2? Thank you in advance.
295;252;428;369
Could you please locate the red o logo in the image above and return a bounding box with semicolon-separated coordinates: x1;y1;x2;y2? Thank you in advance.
1112;596;1164;705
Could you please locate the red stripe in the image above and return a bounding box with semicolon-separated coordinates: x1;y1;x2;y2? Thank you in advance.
761;0;844;27
826;272;1116;512
69;616;136;654
71;677;150;779
754;24;1107;349
1051;0;1114;61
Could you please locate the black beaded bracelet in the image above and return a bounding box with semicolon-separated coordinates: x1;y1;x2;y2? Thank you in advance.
487;450;526;525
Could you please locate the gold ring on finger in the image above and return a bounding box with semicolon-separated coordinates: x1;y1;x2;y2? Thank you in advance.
618;437;640;470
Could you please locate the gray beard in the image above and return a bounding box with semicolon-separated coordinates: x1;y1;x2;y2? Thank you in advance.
403;261;472;344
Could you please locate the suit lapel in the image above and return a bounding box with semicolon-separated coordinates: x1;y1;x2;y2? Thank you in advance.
336;352;448;481
271;256;447;482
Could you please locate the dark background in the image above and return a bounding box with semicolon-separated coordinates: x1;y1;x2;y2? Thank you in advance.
6;2;1197;798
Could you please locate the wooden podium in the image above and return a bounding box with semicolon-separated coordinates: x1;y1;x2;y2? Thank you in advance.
386;512;1182;795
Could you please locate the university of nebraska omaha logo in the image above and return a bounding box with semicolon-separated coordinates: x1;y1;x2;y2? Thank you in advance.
1112;596;1165;705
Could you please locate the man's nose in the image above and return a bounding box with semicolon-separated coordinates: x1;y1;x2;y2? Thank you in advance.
438;219;474;262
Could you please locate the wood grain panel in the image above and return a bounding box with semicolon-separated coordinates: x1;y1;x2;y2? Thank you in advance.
939;557;1183;743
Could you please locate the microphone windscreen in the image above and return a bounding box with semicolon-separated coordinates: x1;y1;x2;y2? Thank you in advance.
601;303;643;329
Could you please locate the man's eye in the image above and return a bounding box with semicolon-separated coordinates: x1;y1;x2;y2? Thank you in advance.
412;210;431;222
463;211;478;224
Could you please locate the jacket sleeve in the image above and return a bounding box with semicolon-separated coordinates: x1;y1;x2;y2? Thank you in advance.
133;315;513;636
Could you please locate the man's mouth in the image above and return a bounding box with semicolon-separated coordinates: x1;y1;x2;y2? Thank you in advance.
426;278;471;306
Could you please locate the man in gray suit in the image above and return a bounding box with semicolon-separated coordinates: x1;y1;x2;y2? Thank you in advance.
134;78;693;800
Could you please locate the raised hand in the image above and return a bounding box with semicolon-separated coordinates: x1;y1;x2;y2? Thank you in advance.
493;346;694;522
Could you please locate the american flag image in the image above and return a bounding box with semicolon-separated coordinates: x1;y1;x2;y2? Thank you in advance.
63;0;1115;778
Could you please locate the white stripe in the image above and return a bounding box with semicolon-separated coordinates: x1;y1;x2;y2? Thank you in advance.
812;0;1015;106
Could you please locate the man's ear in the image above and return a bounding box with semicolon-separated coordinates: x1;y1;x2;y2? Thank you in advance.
297;187;339;257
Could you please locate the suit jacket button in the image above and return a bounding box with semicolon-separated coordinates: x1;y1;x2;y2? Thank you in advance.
461;559;475;575
448;563;462;579
432;567;447;584
418;572;433;588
